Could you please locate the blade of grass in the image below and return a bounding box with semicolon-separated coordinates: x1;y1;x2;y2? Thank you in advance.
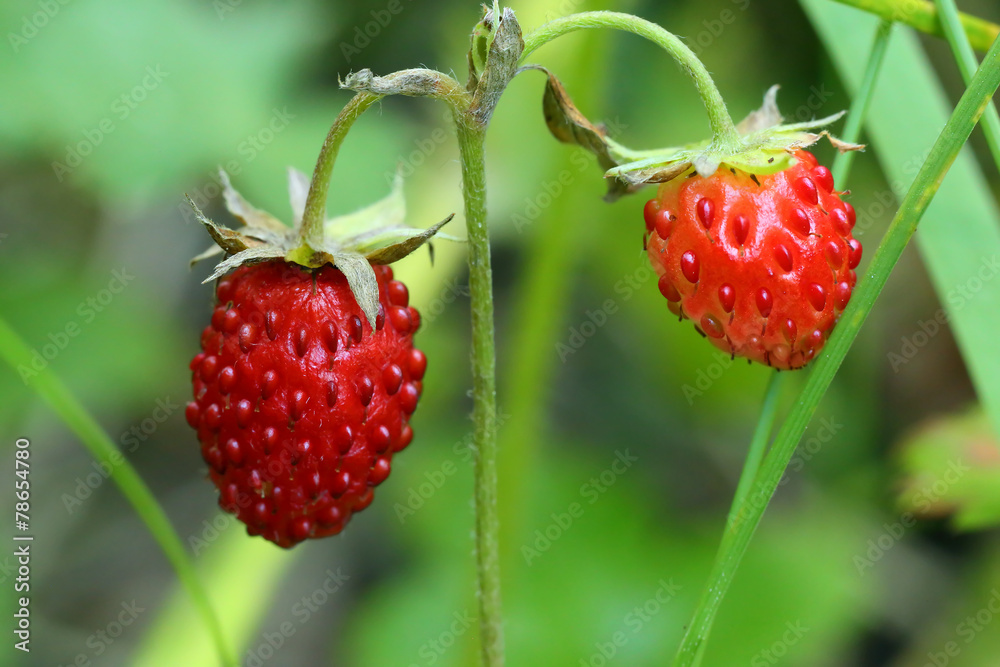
830;0;998;52
686;20;896;667
673;23;1000;667
132;528;296;667
806;0;1000;439
725;371;784;528
0;317;237;667
935;0;1000;171
831;19;895;187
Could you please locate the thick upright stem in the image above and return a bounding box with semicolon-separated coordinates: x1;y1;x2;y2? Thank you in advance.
520;11;740;146
456;117;504;667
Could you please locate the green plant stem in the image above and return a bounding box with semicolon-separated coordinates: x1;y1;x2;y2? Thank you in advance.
832;19;894;188
335;61;504;666
673;28;1000;667
0;317;236;667
456;117;504;667
831;0;998;52
299;92;383;241
725;372;784;528
520;11;740;146
935;0;1000;172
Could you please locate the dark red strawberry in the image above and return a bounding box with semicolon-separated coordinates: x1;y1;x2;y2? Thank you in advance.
644;150;860;370
186;260;425;548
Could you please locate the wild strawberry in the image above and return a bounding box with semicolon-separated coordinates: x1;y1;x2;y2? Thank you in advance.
187;260;424;548
644;150;860;370
185;167;451;547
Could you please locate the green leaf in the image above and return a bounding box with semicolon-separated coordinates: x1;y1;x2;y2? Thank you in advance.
895;406;1000;530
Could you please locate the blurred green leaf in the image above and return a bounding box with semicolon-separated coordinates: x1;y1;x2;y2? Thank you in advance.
896;406;1000;530
0;0;325;199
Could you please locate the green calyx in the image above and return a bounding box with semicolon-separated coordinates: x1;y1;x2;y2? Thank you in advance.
541;81;862;200
187;167;456;329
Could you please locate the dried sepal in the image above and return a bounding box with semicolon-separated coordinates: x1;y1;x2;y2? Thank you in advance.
219;169;286;232
186;195;264;256
531;66;635;201
202;246;285;284
468;5;522;125
364;214;455;264
189;244;225;268
736;84;783;135
341;68;469;106
330;251;380;330
537;80;863;197
187;165;456;326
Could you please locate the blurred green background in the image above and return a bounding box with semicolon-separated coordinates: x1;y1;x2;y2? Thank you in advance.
3;0;1000;665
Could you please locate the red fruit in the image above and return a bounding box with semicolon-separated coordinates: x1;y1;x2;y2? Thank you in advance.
187;260;424;547
644;150;860;370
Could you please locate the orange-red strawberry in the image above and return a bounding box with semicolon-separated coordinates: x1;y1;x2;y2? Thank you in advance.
186;260;425;548
644;150;860;370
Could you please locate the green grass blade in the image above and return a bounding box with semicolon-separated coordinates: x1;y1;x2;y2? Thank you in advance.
0;317;237;667
673;20;1000;667
831;19;895;187
805;1;1000;437
935;0;1000;171
132;528;296;667
725;372;784;530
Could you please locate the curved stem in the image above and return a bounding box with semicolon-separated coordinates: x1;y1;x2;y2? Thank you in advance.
672;26;1000;667
301;69;473;245
831;0;998;52
520;11;740;146
0;317;237;667
299;92;383;242
456;117;505;666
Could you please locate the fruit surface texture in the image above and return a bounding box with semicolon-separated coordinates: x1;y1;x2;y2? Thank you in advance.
187;260;424;547
645;151;861;370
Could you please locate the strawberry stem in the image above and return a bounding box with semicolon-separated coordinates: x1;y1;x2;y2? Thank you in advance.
520;11;741;148
299;92;383;246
